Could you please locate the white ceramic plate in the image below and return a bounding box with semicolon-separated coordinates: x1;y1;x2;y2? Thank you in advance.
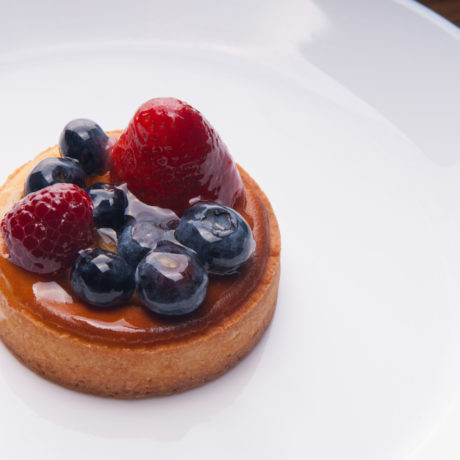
0;1;459;459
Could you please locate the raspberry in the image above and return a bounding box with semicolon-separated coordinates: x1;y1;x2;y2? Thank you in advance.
1;183;94;275
111;98;244;215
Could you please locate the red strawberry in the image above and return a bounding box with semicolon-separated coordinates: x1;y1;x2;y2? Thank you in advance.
111;98;244;215
1;183;94;275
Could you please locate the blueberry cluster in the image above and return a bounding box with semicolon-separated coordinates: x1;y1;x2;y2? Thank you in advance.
72;201;256;316
24;119;256;316
25;119;110;195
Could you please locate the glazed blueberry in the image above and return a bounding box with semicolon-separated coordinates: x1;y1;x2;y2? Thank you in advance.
59;118;110;175
175;202;255;275
135;247;208;316
70;248;134;308
25;157;86;194
117;219;167;267
87;183;127;230
154;240;199;258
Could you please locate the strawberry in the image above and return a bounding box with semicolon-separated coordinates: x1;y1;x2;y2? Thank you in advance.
111;98;244;215
1;183;94;275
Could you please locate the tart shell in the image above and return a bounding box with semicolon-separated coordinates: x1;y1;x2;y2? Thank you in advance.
0;142;281;398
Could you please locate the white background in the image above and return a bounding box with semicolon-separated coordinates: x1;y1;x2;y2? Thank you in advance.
0;1;460;458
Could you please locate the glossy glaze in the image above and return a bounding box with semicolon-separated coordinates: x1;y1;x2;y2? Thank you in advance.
0;139;268;347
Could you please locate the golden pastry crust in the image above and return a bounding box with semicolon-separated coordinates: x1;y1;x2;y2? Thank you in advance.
0;143;281;398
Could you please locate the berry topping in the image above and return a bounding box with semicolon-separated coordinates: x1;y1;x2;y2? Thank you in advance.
135;247;208;316
86;183;127;230
25;157;86;195
70;248;135;308
111;98;244;215
117;218;168;267
95;227;118;253
154;239;199;258
175;202;255;275
59;119;110;175
1;183;94;275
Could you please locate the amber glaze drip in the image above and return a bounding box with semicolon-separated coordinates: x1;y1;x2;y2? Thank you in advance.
0;138;269;347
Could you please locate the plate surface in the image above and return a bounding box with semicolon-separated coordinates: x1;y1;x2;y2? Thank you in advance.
0;1;460;459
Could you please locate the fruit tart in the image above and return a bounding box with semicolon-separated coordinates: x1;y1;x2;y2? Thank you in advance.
0;98;280;397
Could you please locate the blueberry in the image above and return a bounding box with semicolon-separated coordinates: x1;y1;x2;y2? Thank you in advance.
70;248;134;308
154;240;199;258
25;157;86;194
174;202;256;275
87;183;127;230
117;219;167;267
59;119;110;175
135;247;208;316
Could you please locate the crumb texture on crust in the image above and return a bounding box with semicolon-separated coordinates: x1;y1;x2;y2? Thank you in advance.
0;142;281;398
